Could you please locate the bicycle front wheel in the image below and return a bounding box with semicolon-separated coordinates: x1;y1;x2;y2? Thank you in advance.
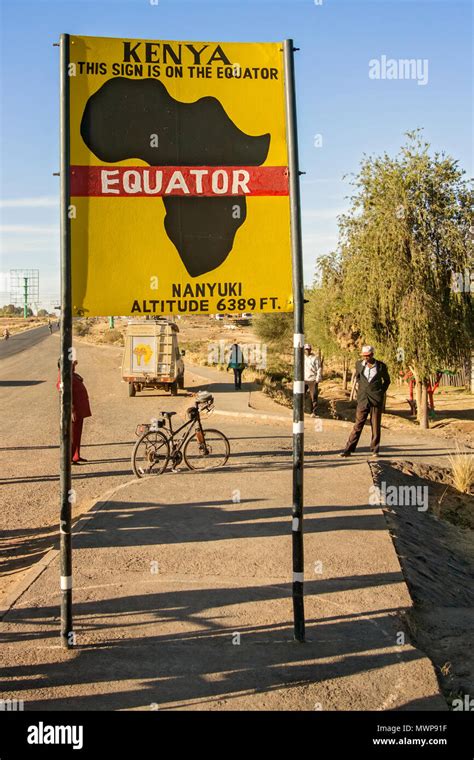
183;428;230;471
132;430;170;478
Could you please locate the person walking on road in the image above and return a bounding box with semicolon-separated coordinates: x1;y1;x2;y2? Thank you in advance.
340;345;390;458
304;344;322;417
47;319;53;334
227;343;246;390
57;358;92;464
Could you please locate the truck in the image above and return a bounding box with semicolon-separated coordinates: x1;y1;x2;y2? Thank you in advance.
231;313;252;327
121;318;185;397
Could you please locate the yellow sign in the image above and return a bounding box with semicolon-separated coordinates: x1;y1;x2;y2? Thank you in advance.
69;35;292;316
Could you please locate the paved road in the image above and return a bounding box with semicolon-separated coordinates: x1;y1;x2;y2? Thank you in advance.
1;452;445;711
0;324;54;360
0;333;291;602
0;332;455;605
0;333;215;601
0;331;452;710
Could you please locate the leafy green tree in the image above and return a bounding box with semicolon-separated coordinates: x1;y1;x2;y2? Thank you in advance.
305;253;360;388
0;304;22;316
252;312;293;375
253;312;293;351
339;130;473;427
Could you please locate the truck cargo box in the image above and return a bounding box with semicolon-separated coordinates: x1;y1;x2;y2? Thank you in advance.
121;319;185;396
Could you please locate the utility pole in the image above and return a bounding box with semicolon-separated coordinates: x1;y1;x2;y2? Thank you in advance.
23;277;28;318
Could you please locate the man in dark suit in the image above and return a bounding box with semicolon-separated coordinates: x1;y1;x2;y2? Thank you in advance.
340;345;390;458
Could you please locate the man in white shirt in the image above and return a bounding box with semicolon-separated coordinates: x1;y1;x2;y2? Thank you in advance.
304;344;322;417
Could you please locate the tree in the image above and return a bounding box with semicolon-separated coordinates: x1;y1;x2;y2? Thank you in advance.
252;312;293;376
306;253;360;388
0;304;35;317
37;309;49;317
253;312;293;352
338;130;473;427
0;304;22;316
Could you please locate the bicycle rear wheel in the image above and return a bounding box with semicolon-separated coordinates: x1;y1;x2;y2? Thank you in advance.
132;430;170;478
183;428;230;471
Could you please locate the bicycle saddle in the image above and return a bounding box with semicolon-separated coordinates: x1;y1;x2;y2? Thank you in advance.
160;411;177;417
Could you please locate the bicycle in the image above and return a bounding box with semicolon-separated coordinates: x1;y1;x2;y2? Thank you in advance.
131;391;230;478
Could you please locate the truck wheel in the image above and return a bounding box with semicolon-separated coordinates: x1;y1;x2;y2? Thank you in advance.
178;375;184;390
170;381;178;396
129;382;136;397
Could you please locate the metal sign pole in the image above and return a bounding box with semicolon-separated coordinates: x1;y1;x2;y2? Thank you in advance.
59;32;73;648
283;39;305;643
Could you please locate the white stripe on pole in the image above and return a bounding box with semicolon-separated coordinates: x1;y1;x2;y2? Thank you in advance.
292;517;300;531
293;333;304;348
60;575;72;590
293;572;304;583
293;381;305;394
293;421;304;434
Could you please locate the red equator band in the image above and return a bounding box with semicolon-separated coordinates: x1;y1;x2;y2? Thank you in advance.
70;165;289;197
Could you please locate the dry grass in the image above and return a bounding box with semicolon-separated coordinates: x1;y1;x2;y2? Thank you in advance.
0;316;52;335
100;328;124;345
72;318;126;345
448;448;474;494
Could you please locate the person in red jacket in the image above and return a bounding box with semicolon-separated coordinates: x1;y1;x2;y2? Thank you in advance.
57;358;92;464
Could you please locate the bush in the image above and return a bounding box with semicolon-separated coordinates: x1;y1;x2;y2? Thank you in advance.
73;321;89;336
253;312;293;349
181;340;204;353
102;329;124;345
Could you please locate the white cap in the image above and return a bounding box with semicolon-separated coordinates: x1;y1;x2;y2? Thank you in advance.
304;343;312;350
361;345;374;355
